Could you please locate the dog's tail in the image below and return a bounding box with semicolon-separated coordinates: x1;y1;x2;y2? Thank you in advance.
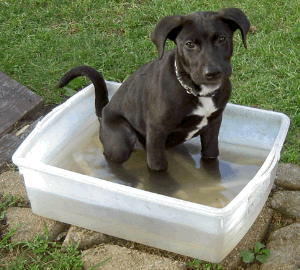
57;65;109;118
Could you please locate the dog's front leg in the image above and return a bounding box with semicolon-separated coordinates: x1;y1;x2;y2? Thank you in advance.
146;123;170;171
200;114;223;159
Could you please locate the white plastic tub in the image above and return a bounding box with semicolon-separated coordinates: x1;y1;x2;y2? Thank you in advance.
12;82;290;263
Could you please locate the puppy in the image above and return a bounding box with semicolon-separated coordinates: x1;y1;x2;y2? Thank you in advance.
57;8;250;171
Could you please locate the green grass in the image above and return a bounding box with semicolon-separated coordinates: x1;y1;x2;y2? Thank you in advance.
240;242;271;264
0;0;299;163
0;194;23;219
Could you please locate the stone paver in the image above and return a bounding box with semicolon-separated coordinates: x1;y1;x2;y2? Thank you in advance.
5;207;69;242
0;171;29;204
82;244;186;270
261;223;300;270
275;163;300;190
270;190;300;219
62;225;115;250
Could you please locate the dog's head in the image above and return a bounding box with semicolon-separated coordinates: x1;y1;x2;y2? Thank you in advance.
151;8;250;95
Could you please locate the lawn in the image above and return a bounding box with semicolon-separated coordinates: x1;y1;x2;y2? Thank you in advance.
0;0;299;163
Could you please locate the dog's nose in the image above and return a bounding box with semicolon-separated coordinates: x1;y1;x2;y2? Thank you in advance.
204;68;222;81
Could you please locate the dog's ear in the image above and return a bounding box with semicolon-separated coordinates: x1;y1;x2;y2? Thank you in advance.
151;15;186;59
217;8;250;49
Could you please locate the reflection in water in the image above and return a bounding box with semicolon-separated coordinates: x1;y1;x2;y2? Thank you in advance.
52;133;267;208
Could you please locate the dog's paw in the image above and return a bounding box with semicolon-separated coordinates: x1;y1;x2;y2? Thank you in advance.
147;158;168;171
201;155;219;160
201;148;219;160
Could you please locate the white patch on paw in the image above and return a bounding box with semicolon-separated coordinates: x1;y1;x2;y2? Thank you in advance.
185;97;218;141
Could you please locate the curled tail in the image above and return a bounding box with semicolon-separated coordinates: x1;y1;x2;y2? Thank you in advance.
57;65;109;118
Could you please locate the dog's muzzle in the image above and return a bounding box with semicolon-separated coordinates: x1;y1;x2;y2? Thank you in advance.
174;60;221;98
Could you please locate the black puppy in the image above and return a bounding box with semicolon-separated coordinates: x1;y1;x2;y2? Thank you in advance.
57;8;250;171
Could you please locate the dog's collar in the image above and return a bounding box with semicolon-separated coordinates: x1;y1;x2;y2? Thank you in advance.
174;60;218;98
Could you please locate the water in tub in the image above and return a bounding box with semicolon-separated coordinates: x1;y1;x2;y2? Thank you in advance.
52;131;268;208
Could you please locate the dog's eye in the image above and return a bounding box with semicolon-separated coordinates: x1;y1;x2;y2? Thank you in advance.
218;36;227;43
185;41;195;48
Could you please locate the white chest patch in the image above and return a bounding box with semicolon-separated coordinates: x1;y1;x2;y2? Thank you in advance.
185;97;218;141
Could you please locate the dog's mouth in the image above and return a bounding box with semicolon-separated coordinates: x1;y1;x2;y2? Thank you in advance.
175;60;222;97
199;83;222;96
189;81;222;97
